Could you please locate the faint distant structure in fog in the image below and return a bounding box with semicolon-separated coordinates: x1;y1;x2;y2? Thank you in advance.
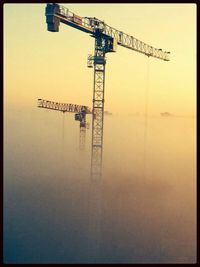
37;98;91;151
160;112;174;117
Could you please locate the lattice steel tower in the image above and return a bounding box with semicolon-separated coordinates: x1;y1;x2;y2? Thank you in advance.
90;35;114;179
45;3;170;180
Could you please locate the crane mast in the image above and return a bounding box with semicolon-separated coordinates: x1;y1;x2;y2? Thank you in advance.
45;3;170;179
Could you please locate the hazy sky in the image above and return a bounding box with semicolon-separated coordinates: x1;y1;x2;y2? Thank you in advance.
4;3;196;116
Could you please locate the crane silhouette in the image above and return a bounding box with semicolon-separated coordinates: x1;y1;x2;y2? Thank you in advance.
45;3;170;180
44;4;171;262
38;98;91;150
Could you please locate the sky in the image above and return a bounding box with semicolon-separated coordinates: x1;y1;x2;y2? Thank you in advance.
4;3;196;116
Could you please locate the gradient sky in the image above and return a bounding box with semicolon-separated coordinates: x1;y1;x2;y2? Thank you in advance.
4;3;196;116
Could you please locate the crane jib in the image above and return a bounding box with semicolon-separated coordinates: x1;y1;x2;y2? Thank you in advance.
45;3;170;61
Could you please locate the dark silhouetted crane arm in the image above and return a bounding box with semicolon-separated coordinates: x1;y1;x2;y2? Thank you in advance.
45;3;170;61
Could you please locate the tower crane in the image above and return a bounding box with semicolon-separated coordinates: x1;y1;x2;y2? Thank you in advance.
45;3;170;180
37;98;91;150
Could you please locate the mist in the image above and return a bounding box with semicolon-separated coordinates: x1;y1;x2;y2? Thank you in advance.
4;106;196;263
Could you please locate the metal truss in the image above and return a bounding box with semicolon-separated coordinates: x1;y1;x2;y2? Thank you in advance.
79;127;86;151
46;3;170;61
90;37;107;180
38;98;91;114
38;99;91;151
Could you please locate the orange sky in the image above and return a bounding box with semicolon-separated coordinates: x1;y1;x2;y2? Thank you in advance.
4;4;196;116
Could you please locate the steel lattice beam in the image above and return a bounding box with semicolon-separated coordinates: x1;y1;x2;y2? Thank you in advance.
91;37;106;180
38;98;91;114
46;3;170;61
79;127;86;151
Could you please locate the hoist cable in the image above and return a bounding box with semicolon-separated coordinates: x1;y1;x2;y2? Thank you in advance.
143;57;150;179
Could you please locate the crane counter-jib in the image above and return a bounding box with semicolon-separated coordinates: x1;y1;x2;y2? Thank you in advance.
45;3;94;34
